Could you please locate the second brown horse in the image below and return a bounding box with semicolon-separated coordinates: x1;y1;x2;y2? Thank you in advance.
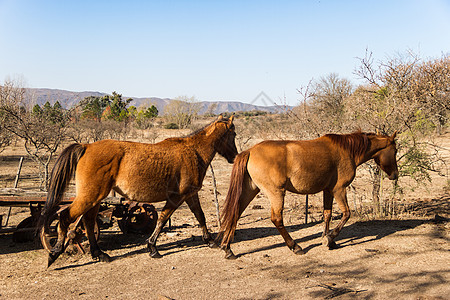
218;131;398;259
40;116;237;267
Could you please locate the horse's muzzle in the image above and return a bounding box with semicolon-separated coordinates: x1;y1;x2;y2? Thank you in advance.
388;172;398;180
227;157;235;164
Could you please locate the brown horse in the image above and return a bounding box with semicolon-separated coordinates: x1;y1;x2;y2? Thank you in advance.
39;116;237;267
218;131;398;259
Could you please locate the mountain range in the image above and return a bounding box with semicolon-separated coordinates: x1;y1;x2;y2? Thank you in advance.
26;88;289;115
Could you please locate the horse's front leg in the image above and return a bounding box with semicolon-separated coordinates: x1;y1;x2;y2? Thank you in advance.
322;189;338;249
185;193;217;248
82;203;111;262
147;197;184;258
324;188;350;249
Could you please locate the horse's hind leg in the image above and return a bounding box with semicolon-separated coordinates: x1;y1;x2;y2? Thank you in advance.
221;177;260;259
48;199;92;266
48;191;109;266
185;193;216;248
82;203;111;262
48;207;72;266
267;190;304;255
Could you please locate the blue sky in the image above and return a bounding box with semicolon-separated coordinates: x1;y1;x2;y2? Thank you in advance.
0;0;449;106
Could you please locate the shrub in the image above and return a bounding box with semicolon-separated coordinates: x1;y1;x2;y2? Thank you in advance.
164;122;179;129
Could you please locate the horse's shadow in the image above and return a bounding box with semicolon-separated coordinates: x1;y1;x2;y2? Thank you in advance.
100;218;429;260
97;224;213;260
225;218;428;257
10;218;433;271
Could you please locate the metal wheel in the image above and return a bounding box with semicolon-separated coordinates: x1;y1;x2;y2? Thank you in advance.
118;204;158;235
40;214;100;252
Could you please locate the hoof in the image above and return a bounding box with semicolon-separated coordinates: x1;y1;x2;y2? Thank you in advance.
150;251;163;259
224;249;237;260
328;241;339;250
292;244;305;255
322;235;339;250
322;235;332;247
148;244;163;258
207;240;219;249
150;250;163;259
225;252;237;260
47;251;61;268
98;252;112;262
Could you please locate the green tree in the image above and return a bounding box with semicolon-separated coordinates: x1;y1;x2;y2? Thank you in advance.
48;101;65;125
43;101;51;112
106;91;132;122
80;95;110;121
144;105;158;118
32;104;43;115
134;104;158;129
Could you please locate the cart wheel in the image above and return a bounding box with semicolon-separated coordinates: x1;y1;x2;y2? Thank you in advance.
118;204;158;235
13;216;35;243
40;215;100;252
40;214;59;252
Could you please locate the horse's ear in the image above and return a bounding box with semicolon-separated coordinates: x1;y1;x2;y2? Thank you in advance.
391;131;398;140
376;129;381;135
229;115;234;123
205;124;216;136
217;115;224;121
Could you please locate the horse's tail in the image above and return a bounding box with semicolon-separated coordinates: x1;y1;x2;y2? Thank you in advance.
37;143;86;235
217;150;251;247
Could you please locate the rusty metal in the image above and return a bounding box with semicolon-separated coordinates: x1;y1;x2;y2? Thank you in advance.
118;202;158;235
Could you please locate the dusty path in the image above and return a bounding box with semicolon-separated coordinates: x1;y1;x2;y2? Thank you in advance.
0;203;448;300
1;131;449;299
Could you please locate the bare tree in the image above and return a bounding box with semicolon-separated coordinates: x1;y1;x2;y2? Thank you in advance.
0;79;68;188
204;103;218;117
164;96;201;129
287;74;354;140
0;107;13;153
350;50;449;215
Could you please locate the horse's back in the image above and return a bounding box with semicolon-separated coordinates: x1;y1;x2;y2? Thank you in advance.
78;139;126;172
246;139;338;194
81;139;199;202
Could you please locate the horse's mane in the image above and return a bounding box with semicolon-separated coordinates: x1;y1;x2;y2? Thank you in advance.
183;117;233;138
324;131;373;159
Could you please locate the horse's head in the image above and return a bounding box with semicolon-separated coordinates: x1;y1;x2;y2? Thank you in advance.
373;131;399;180
213;115;238;163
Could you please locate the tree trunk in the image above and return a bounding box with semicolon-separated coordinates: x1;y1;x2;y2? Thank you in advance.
371;165;382;217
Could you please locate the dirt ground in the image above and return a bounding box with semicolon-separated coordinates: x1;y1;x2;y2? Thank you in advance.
0;132;449;300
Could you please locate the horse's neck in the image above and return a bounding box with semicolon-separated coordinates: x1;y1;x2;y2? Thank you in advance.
357;137;387;165
188;132;218;168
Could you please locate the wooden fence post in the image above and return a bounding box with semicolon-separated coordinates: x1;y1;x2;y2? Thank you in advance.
305;194;309;224
5;157;24;227
209;164;221;228
14;157;24;188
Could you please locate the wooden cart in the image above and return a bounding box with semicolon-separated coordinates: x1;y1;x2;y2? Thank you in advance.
0;195;158;253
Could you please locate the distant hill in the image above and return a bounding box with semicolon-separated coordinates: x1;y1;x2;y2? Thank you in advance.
26;88;288;115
